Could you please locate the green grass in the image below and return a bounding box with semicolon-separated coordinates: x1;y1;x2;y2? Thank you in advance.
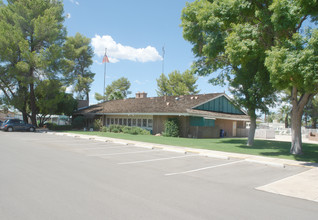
64;131;318;163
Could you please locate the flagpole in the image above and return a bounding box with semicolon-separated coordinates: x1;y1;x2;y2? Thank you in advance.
103;48;107;102
162;46;165;74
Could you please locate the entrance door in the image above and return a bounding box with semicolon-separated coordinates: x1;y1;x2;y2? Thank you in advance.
232;121;237;137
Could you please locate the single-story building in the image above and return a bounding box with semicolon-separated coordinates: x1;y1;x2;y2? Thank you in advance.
75;92;250;138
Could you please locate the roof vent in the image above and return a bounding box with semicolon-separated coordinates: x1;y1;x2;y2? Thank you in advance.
140;92;147;98
175;97;180;101
136;92;147;98
136;92;140;98
166;102;170;106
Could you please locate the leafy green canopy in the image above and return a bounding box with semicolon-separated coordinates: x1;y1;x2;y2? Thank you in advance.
156;70;199;96
35;79;77;127
63;33;95;101
95;77;131;101
0;0;66;124
264;0;318;94
35;80;77;116
266;30;318;94
181;0;276;120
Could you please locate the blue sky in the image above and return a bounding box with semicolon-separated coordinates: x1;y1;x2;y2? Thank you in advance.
63;0;224;104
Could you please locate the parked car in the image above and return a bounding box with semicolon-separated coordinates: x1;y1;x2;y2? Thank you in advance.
0;119;36;132
0;120;2;127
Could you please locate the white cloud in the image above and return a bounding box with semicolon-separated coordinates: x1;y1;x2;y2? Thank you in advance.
66;13;71;19
70;0;80;5
91;35;162;63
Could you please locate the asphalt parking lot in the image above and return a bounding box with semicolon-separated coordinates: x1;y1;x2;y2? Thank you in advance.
1;131;318;220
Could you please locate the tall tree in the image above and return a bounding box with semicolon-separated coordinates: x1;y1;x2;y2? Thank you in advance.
0;0;66;125
181;0;276;146
156;70;199;96
0;2;30;122
63;33;95;103
265;17;318;154
95;77;131;101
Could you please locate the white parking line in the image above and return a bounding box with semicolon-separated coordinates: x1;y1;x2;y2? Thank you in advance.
118;154;199;165
88;149;161;157
165;160;244;176
73;147;114;151
72;145;135;151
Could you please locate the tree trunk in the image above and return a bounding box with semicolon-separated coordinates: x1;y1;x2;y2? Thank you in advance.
289;87;314;155
22;112;28;123
247;116;257;146
284;114;289;128
86;91;89;104
22;98;29;123
290;109;303;155
29;82;37;126
312;119;317;129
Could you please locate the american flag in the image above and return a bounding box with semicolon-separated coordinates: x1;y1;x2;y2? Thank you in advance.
103;54;109;63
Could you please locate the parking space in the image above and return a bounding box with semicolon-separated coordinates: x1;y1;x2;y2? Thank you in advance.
30;133;249;175
9;132;307;180
1;131;318;219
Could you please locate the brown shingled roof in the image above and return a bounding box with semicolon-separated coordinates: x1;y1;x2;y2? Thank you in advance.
77;93;225;114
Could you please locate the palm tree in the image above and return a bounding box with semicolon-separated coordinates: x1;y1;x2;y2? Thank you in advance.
279;105;291;128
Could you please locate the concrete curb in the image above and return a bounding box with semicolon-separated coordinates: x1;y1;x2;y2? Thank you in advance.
47;132;318;169
245;159;285;168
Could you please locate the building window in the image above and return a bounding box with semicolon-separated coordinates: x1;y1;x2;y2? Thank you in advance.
119;118;122;125
132;119;136;126
143;119;147;127
137;119;142;127
111;118;114;125
115;118;118;124
128;119;132;126
123;118;127;126
148;119;153;128
107;118;110;125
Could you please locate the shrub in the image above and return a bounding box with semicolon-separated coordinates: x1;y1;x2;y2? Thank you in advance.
125;126;150;135
122;126;132;134
101;126;108;132
94;118;103;131
106;125;150;135
111;128;120;133
109;124;123;133
46;122;72;131
72;116;85;129
163;118;179;137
